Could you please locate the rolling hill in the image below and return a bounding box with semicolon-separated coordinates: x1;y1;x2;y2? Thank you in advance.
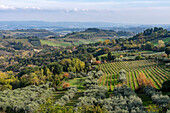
49;28;134;46
0;29;57;38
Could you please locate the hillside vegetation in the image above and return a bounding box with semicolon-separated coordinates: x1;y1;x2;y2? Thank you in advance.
0;27;170;113
129;27;170;44
0;29;57;38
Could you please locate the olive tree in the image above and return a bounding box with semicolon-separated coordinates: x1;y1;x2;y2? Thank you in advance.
118;69;127;84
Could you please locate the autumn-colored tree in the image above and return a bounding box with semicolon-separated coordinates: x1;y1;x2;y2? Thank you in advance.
119;55;123;59
157;40;165;51
103;40;111;45
63;73;69;78
137;73;155;89
117;84;122;87
157;40;165;48
99;41;103;45
95;61;101;65
162;54;167;58
62;82;70;89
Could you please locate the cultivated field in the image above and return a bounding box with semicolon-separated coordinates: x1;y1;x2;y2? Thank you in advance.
98;60;170;91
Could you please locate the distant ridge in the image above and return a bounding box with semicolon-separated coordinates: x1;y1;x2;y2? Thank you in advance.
0;21;170;30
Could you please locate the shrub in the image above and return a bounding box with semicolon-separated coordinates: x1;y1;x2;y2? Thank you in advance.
62;82;71;89
95;61;101;65
113;85;136;97
63;73;69;78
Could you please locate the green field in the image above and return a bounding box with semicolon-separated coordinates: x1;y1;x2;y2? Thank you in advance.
67;78;86;90
97;50;155;60
40;40;72;47
55;38;109;46
151;37;170;46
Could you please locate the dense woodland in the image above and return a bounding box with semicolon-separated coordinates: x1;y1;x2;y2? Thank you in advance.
0;27;170;113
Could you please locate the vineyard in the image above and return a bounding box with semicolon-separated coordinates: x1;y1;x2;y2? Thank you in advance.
98;60;170;91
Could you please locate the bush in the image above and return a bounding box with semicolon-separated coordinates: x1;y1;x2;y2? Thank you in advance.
63;73;69;78
113;85;136;97
62;82;71;89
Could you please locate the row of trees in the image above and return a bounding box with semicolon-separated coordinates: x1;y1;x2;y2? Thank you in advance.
74;71;107;111
55;87;77;105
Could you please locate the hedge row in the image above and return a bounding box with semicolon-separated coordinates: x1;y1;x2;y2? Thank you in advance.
55;86;77;105
74;71;107;111
84;71;104;89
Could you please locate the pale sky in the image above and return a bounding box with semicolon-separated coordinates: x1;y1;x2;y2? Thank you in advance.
0;0;170;24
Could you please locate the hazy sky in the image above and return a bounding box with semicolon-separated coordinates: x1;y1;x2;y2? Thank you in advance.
0;0;170;24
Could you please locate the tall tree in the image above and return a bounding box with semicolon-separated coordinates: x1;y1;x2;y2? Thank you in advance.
165;46;170;58
107;52;112;61
145;42;154;50
43;65;48;76
47;62;63;75
96;56;99;61
157;40;165;51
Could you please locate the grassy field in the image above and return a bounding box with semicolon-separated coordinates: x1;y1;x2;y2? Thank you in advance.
40;40;72;47
56;37;109;46
97;50;155;60
51;77;86;107
15;39;33;46
151;37;170;46
67;78;86;90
